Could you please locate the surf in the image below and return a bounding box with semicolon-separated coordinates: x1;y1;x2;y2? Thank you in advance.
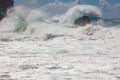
0;3;119;40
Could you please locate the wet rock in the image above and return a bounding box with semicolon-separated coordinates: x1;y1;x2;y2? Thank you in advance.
44;33;63;41
74;16;91;26
0;0;14;20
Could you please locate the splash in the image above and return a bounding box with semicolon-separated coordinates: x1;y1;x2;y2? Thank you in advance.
0;4;119;40
0;6;47;33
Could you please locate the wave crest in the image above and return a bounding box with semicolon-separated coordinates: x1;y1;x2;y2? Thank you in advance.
59;5;102;24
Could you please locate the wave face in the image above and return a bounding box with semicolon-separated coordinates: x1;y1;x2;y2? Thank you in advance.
0;4;120;40
59;5;102;24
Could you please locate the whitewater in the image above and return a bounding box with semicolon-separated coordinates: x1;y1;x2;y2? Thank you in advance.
0;3;120;80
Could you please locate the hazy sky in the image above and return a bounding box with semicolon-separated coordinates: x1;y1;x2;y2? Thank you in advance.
14;0;120;19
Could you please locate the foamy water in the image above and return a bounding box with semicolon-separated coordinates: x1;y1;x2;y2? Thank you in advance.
0;3;120;80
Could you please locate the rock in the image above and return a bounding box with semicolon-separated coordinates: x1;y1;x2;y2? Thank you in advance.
0;14;4;20
0;0;14;20
74;16;91;26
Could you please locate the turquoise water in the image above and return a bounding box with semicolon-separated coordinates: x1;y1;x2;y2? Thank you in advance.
102;19;120;27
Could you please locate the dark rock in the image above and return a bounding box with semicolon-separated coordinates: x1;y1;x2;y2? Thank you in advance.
74;16;91;26
0;0;14;20
0;14;4;21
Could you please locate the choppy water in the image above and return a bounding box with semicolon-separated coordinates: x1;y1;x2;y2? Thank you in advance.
0;4;120;80
0;34;120;80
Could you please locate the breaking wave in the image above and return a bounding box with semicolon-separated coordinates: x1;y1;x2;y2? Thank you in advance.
0;4;120;40
58;5;102;24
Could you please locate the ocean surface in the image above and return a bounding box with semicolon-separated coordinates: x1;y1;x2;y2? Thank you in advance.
0;4;120;80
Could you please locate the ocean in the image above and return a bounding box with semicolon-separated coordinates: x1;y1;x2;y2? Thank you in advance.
0;4;120;80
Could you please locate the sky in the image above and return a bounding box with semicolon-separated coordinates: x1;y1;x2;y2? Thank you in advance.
14;0;120;19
